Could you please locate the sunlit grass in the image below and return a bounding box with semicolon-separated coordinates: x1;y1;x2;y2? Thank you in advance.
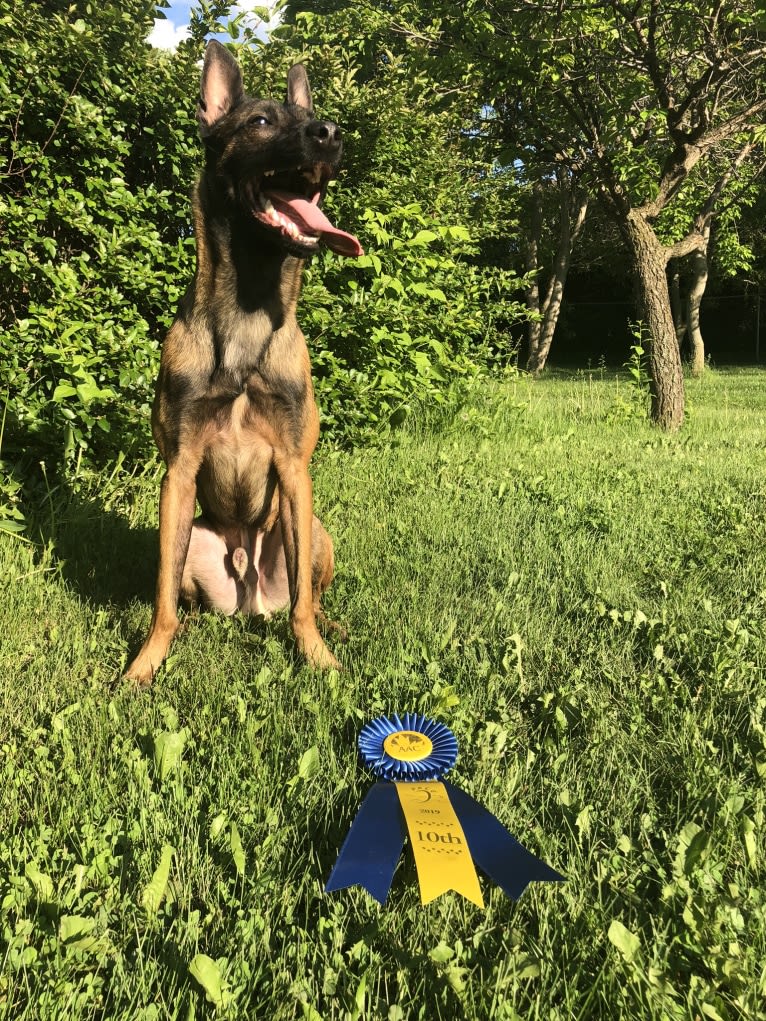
2;367;765;1019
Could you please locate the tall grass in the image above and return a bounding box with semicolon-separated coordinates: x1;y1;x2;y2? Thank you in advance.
1;368;764;1019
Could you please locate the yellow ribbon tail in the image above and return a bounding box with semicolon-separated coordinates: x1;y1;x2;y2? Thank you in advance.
395;781;484;907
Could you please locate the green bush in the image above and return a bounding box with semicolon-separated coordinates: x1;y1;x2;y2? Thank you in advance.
0;0;525;508
1;2;201;470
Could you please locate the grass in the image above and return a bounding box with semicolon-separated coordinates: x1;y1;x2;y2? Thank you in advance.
1;367;765;1020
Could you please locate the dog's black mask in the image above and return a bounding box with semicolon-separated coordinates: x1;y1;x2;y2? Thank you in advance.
198;41;362;259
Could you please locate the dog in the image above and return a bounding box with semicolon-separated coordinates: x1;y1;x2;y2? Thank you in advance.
124;40;361;685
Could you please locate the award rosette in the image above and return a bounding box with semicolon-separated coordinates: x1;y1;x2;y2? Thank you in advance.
325;713;564;907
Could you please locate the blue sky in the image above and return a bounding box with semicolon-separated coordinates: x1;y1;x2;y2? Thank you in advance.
148;1;193;48
149;2;279;48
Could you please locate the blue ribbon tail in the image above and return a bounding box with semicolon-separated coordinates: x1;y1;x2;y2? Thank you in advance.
443;781;565;900
325;783;407;905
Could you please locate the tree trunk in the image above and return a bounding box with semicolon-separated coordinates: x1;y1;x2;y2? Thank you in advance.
686;223;711;377
524;183;544;368
526;184;588;375
624;210;685;430
668;264;687;347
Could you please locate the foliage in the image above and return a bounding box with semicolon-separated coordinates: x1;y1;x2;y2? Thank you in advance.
253;4;525;439
0;1;202;468
608;323;653;422
0;0;524;498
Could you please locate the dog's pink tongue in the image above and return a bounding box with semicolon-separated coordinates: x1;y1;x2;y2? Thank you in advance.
267;191;363;257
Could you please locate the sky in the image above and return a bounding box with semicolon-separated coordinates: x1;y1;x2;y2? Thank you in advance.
148;1;280;49
148;1;193;49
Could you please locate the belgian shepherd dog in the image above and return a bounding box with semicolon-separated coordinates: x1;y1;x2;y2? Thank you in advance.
125;41;361;685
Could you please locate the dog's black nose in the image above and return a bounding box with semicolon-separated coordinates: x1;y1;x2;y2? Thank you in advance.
307;120;342;154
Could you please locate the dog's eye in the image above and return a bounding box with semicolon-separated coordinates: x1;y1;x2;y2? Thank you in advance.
251;116;270;127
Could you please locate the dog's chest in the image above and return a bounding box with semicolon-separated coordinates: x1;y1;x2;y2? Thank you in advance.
196;373;310;526
197;392;277;525
213;306;271;380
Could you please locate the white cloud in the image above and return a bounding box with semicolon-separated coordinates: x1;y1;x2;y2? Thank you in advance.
147;1;281;50
148;18;190;50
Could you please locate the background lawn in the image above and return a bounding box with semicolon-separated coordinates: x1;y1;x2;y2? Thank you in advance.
1;368;765;1020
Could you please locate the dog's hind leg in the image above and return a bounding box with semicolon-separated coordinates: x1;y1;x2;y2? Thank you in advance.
310;517;346;641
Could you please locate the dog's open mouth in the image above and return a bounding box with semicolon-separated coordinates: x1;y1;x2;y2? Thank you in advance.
245;166;362;257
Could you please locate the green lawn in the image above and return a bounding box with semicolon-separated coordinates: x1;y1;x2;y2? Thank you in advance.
2;368;765;1020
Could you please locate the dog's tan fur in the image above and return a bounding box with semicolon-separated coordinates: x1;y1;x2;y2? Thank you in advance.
125;43;352;684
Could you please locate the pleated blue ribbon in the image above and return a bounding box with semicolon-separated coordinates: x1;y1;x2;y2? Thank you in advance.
325;714;564;905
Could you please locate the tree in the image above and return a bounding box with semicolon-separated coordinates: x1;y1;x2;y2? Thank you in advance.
667;144;762;374
505;0;766;426
378;0;766;428
521;169;589;374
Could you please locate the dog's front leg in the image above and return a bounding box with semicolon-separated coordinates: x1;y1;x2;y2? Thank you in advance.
277;457;340;671
124;460;199;686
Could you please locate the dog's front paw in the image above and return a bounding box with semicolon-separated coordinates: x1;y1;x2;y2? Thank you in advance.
299;631;341;672
123;655;156;689
310;646;342;672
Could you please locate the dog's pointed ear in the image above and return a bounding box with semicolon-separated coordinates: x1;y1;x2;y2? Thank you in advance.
287;64;313;113
198;40;244;136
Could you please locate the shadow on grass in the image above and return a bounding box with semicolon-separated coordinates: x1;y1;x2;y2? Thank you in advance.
33;476;157;609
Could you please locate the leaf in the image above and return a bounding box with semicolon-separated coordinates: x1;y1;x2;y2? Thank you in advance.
674;822;709;877
189;954;229;1007
741;816;757;869
160;706;179;731
209;812;228;841
0;519;27;535
701;1004;726;1021
575;804;592;836
446;963;469;994
153;729;187;781
25;863;55;903
141;844;174;915
515;956;541;980
76;380;114;404
300;1005;322;1021
607;919;641;963
723;794;745;817
354;973;367;1015
407;229;439;247
59;914;96;943
298;744;320;781
51;701;81;731
429;941;455;964
229;823;245;877
52;383;77;402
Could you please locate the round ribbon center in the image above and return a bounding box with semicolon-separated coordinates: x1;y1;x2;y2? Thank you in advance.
383;730;434;761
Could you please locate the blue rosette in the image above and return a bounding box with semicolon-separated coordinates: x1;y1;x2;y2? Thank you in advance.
358;712;458;781
325;712;565;905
